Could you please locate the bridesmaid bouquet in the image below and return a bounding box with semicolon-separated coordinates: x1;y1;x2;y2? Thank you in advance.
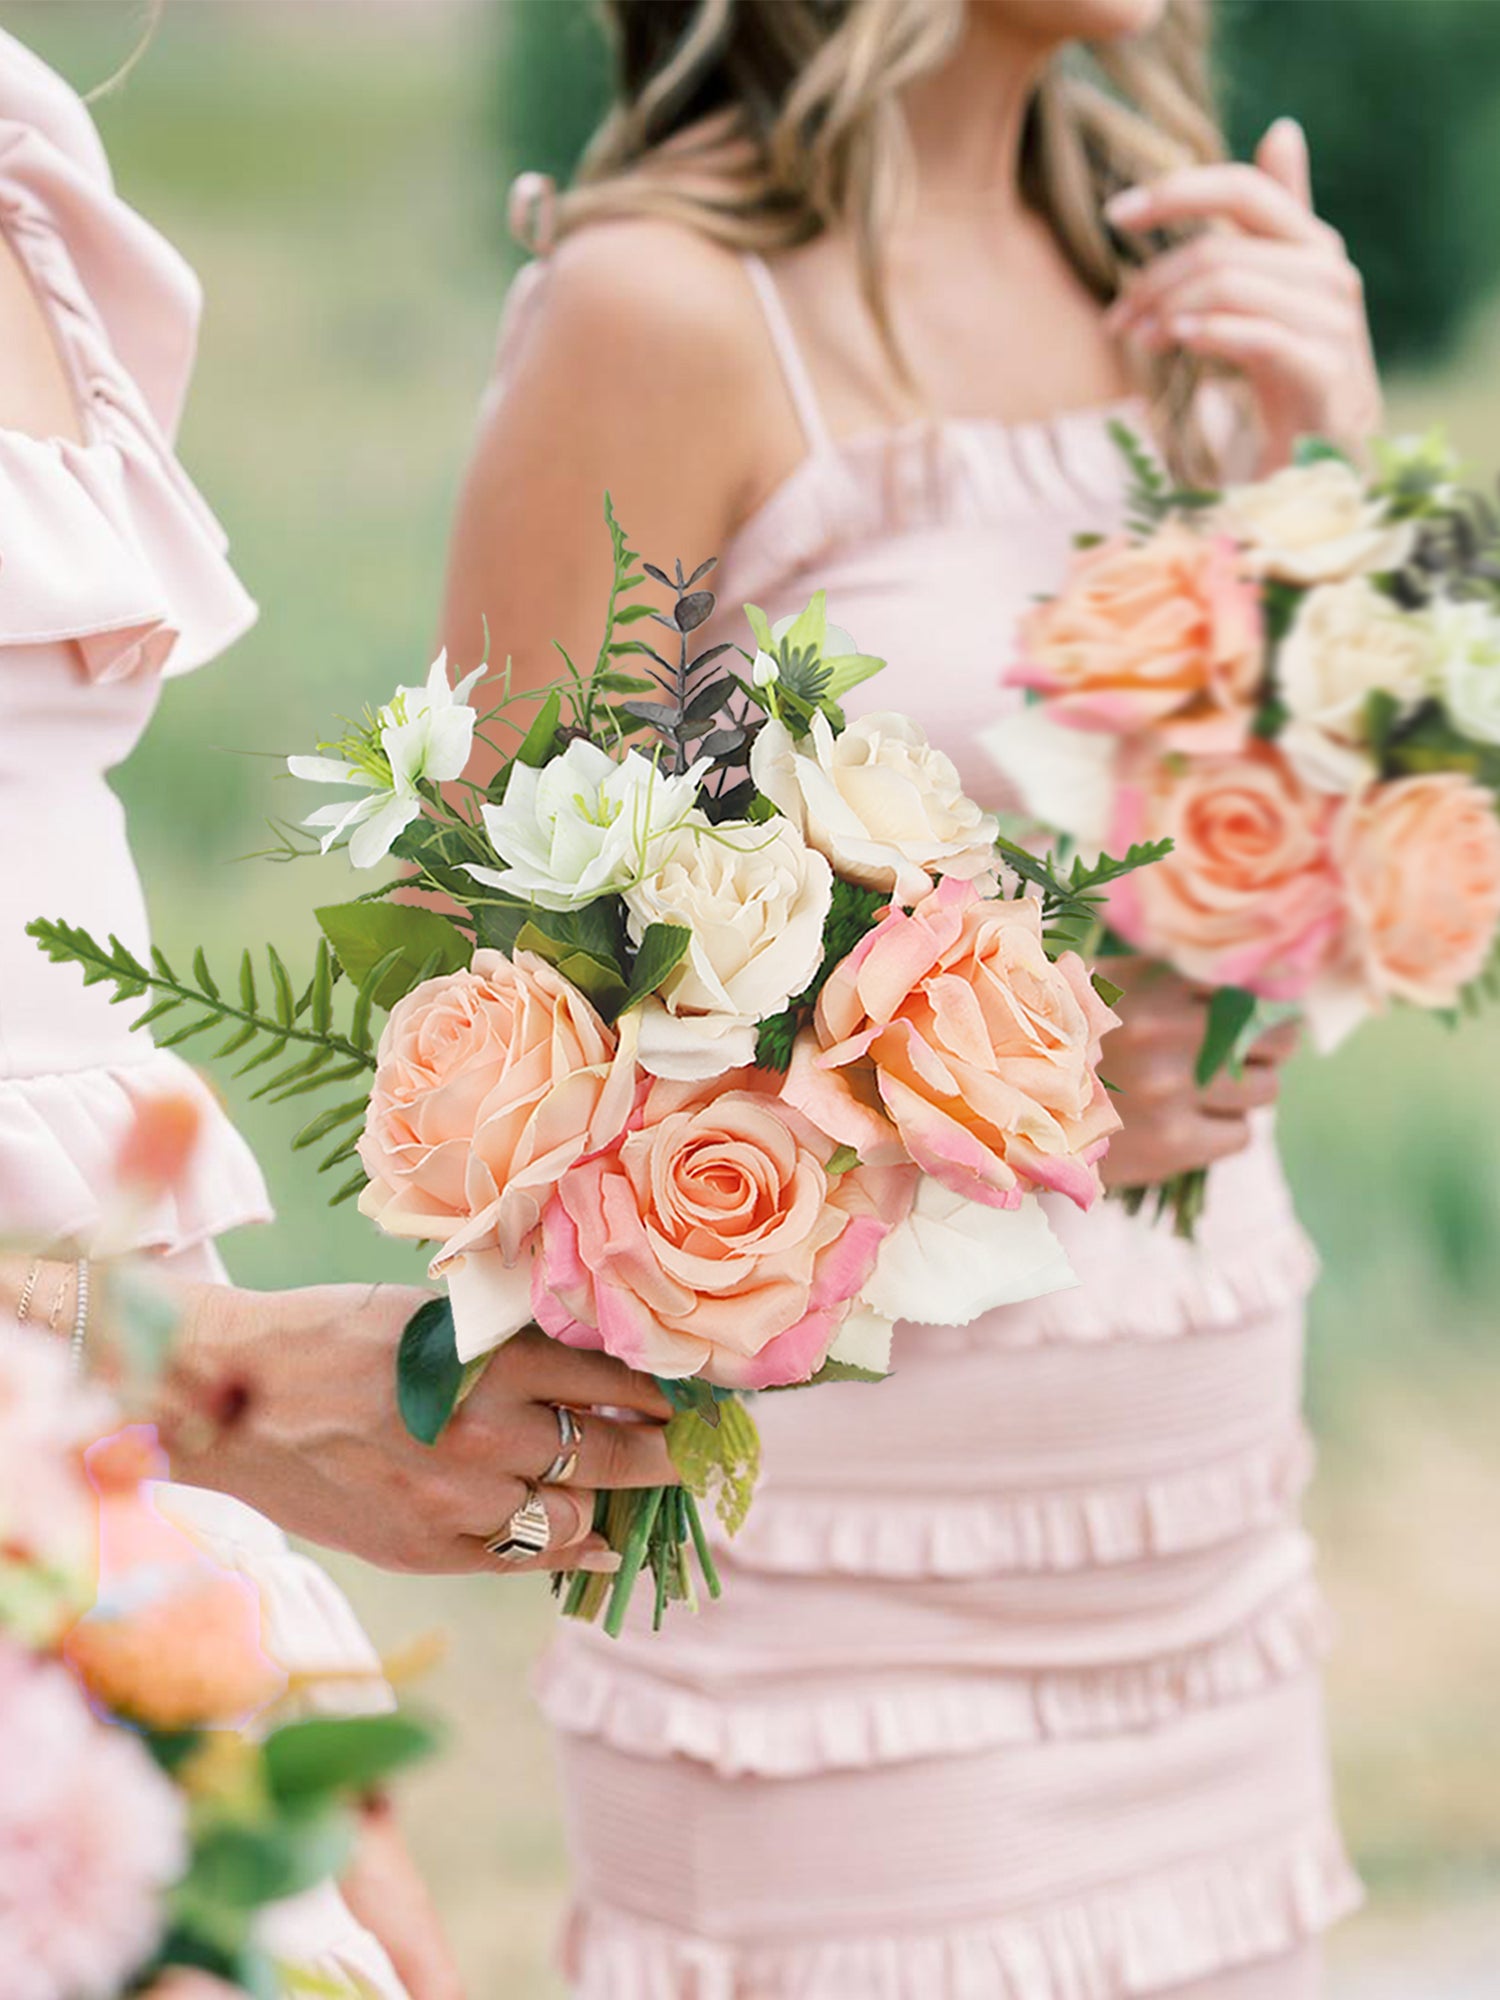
32;505;1160;1635
988;431;1500;1236
1;1101;435;2000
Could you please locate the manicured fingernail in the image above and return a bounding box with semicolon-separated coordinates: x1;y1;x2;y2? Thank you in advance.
1106;188;1150;224
574;1550;622;1575
1171;314;1202;339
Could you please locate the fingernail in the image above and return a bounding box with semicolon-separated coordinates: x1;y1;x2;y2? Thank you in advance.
1106;188;1150;224
574;1550;622;1575
1171;314;1201;339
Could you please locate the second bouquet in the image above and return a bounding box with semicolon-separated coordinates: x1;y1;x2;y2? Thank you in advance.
33;504;1158;1635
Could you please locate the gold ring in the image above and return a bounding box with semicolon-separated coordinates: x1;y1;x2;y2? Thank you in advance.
483;1485;551;1564
540;1405;584;1487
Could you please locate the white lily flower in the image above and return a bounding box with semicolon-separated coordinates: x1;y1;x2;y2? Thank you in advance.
288;649;485;869
466;739;708;911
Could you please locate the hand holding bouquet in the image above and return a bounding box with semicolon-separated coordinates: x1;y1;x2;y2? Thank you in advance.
989;431;1500;1233
35;504;1160;1634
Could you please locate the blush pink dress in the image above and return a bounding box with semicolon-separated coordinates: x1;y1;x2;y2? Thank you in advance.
530;253;1364;1998
0;31;407;1995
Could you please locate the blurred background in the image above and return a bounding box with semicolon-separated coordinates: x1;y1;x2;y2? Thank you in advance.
13;1;1500;1992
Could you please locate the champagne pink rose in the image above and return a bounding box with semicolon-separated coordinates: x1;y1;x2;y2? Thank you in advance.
1335;773;1500;1008
358;948;636;1266
532;1071;916;1389
1107;745;1343;997
1012;524;1263;748
784;876;1121;1212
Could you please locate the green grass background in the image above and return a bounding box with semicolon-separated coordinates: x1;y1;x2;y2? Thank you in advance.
13;4;1500;1990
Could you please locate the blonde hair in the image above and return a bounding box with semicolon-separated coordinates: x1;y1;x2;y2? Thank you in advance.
559;0;1226;477
85;0;166;104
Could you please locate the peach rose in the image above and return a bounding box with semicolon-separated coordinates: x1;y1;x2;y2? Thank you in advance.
358;949;638;1358
1335;774;1500;1009
1012;525;1263;748
1108;745;1343;997
784;876;1121;1212
533;1071;916;1389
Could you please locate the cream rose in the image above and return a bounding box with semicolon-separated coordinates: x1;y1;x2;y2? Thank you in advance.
1218;460;1414;586
1431;597;1500;745
750;710;1001;902
624;812;833;1081
1278;578;1436;793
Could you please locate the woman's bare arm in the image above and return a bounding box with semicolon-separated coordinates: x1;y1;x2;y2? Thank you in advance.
440;220;798;781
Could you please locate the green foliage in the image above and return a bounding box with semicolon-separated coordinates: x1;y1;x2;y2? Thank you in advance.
396;1295;465;1445
1108;421;1220;537
755;878;888;1071
27;919;388;1207
262;1713;441;1805
993;837;1175;958
1195;985;1260;1088
664;1394;763;1538
618;921;692;1016
315;899;469;1006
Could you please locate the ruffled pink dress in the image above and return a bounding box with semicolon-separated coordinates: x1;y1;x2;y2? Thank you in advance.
0;32;406;1994
535;255;1363;1997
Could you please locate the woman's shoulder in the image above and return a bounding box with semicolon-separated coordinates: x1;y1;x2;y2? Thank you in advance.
503;216;769;392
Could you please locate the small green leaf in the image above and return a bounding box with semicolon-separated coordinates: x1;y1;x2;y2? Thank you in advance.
396;1296;465;1445
309;939;333;1033
821;651;886;701
1292;435;1353;470
267;946;295;1028
618;922;692;1015
262;1712;441;1807
1195;985;1260;1087
824;1144;861;1176
1091;973;1124;1008
515;686;562;768
316;901;468;1010
514;921;628;1009
192;947;220;1001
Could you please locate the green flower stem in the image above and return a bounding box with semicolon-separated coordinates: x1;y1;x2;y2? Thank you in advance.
685;1490;722;1601
603;1484;666;1640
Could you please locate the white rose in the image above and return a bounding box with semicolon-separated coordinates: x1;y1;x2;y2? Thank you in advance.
624;813;833;1080
1431;597;1500;745
1278;578;1435;793
750;710;1001;902
1218;460;1414;586
466;740;706;911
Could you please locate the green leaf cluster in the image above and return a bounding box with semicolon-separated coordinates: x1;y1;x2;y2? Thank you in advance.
144;1712;439;1996
1107;420;1220;537
993;836;1175;958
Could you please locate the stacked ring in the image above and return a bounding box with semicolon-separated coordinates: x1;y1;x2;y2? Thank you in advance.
540;1404;584;1487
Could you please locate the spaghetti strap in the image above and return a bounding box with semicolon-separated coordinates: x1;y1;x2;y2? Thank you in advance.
741;252;832;457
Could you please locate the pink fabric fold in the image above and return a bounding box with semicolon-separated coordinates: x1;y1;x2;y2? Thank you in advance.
0;1055;271;1256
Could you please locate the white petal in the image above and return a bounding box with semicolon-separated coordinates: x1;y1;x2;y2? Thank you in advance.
288;754;368;787
347;792;422;869
434;1243;538;1364
302;792;382;855
980;705;1119;848
634;999;757;1081
825;1303;894;1375
862;1178;1076;1326
1301;975;1371;1055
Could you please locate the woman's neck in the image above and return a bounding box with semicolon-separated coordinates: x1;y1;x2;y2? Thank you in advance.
899;15;1052;217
